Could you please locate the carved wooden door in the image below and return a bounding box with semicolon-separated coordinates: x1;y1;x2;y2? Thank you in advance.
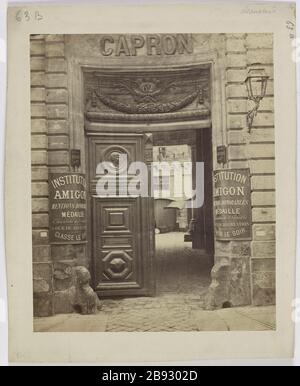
88;133;155;297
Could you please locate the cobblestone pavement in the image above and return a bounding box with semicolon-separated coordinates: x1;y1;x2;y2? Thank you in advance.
34;233;276;332
102;232;212;331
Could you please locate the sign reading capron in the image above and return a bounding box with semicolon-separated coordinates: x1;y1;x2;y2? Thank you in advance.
100;34;194;56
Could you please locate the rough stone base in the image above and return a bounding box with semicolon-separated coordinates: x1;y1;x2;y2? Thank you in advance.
33;292;53;317
204;255;251;310
252;287;276;306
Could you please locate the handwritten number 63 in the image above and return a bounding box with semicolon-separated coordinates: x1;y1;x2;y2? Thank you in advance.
16;10;43;22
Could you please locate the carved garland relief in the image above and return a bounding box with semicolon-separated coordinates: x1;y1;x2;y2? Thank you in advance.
84;69;210;122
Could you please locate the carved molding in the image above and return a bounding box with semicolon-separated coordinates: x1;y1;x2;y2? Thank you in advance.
84;69;210;123
86;108;210;122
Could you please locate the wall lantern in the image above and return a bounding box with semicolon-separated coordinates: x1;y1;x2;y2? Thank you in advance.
245;65;269;132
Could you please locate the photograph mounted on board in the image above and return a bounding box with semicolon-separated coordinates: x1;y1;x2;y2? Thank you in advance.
31;33;276;332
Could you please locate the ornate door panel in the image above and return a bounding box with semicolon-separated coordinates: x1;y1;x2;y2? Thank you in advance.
88;134;155;297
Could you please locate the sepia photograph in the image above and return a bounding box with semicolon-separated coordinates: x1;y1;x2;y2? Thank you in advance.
4;1;297;364
30;32;276;332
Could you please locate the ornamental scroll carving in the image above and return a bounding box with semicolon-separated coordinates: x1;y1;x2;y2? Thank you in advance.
84;69;210;122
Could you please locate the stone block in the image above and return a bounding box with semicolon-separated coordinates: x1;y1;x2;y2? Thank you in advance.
246;34;273;49
226;38;246;52
46;58;66;72
31;150;47;165
30;57;45;71
45;35;64;42
32;213;49;228
214;241;231;257
53;289;75;314
228;144;247;160
33;292;53;317
258;97;274;111
252;271;276;289
48;150;69;166
204;260;230;310
228;256;251;306
31;87;46;102
51;244;87;262
249;143;275;158
49;166;70;173
227;130;246;145
252;208;276;223
31;118;47;133
252;224;275;241
31;103;46;118
32;181;48;196
252;287;275;306
30;35;45;41
53;261;76;291
48;135;69;150
31;134;47;149
252;241;276;258
32;197;49;213
46;73;68;88
45;42;65;57
251;191;275;206
247;48;273;65
47;119;68;134
30;41;45;56
251;175;275;190
32;230;49;245
250;129;274;143
228;161;249;169
226;68;247;82
205;254;252;309
31;166;48;181
31;72;45;87
251;258;275;272
227;114;246;129
33;262;52;293
226;53;247;67
46;89;68;103
252;270;276;306
226;84;247;98
227;99;247;114
47;104;68;119
249;159;275;174
214;241;250;257
226;34;246;39
33;245;51;262
252;112;274;127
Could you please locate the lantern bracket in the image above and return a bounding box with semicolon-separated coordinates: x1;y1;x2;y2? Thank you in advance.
245;66;269;132
247;97;262;132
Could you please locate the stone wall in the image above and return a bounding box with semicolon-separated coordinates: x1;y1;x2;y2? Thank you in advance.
31;34;91;316
205;33;275;309
225;33;274;307
246;34;275;306
31;35;52;316
31;33;275;316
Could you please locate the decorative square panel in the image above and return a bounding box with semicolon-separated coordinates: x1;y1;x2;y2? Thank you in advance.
109;212;124;226
103;207;130;232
